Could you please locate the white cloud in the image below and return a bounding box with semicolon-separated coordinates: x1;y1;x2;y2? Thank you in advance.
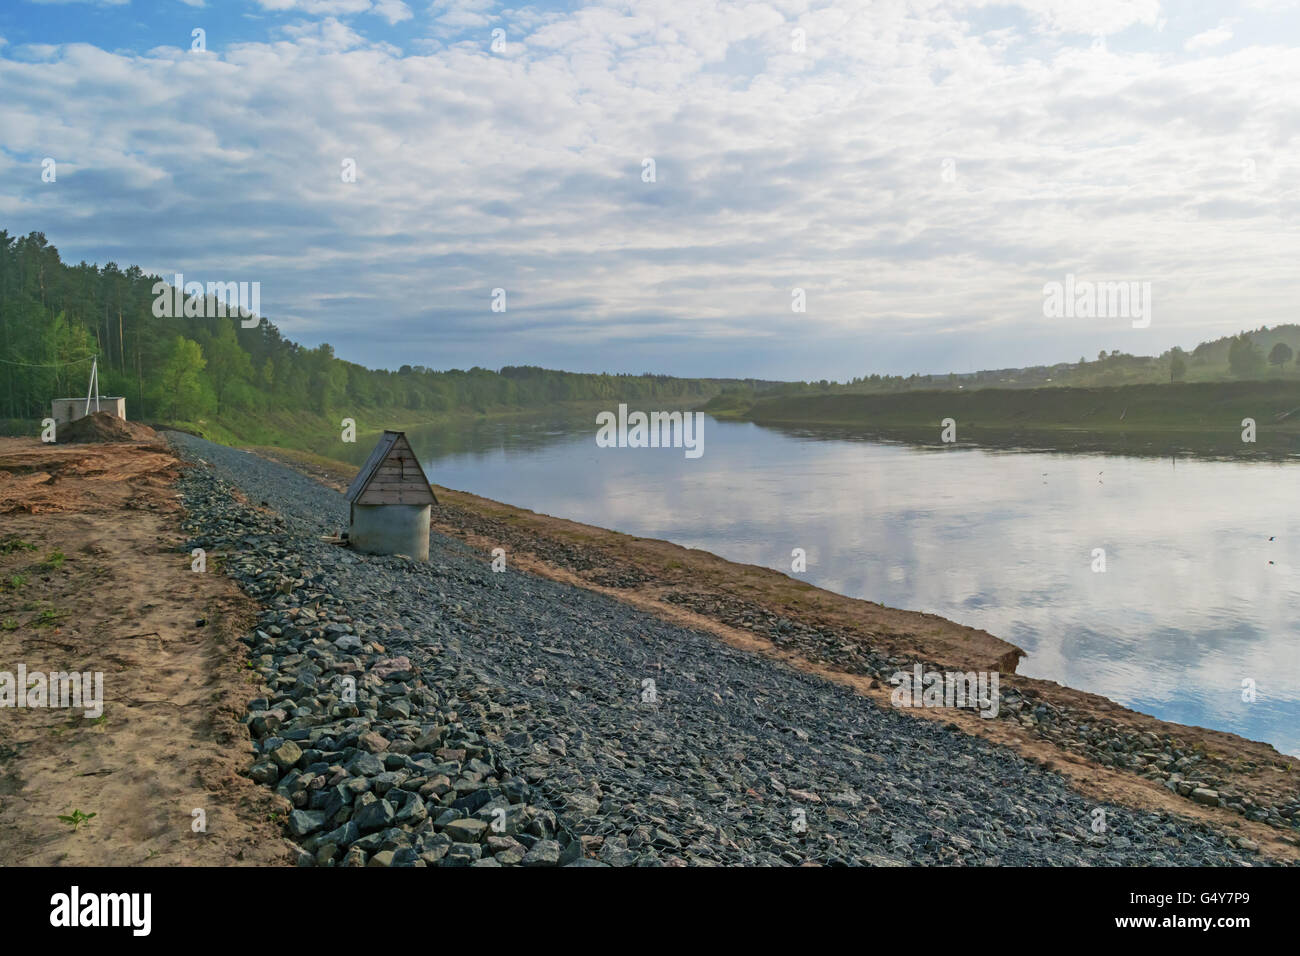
370;0;412;25
4;0;1300;379
1185;25;1234;52
26;0;129;6
430;0;499;32
969;0;1163;35
253;0;412;25
255;0;375;16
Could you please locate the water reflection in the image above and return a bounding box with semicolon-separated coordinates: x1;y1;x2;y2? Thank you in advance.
385;411;1299;755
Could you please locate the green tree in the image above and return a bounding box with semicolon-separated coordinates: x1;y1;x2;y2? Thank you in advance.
305;344;346;414
202;321;253;413
1169;349;1187;383
152;336;207;419
46;310;97;399
1227;333;1264;378
1268;341;1293;367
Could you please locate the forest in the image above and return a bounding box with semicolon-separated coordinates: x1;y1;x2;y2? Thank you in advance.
6;229;1296;442
0;230;733;435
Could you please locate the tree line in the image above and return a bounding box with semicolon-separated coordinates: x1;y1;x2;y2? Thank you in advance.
0;230;729;424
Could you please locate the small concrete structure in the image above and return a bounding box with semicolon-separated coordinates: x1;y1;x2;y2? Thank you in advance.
51;396;126;427
345;431;438;561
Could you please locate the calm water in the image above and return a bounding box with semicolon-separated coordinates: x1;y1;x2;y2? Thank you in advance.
350;412;1300;755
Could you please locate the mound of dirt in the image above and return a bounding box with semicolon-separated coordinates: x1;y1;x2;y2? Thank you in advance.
58;411;157;444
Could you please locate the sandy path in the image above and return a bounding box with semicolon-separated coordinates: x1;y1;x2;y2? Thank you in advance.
0;437;290;866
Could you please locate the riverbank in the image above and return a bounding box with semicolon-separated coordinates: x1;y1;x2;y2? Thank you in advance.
253;442;1300;862
705;380;1300;457
163;432;1288;865
142;398;709;459
4;432;1293;864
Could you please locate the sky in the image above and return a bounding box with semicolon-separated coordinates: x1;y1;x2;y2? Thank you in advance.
2;0;1299;381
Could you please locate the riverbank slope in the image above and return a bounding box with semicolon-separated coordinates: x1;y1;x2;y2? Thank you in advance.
253;442;1300;862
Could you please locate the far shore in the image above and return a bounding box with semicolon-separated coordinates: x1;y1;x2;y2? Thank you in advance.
705;380;1300;459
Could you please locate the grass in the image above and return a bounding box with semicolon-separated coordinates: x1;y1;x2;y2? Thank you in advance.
166;399;675;457
57;809;96;831
35;550;66;572
0;537;37;555
32;607;68;627
707;380;1300;456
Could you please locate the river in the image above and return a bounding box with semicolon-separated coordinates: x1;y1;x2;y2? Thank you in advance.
346;410;1300;756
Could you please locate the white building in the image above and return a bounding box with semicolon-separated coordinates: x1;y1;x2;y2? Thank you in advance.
50;396;127;427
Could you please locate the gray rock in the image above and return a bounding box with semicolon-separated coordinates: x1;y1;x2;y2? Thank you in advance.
248;760;280;784
287;809;328;837
268;739;303;770
442;843;482;866
354;799;396;833
442;818;488;843
344;751;385;777
523;839;562;867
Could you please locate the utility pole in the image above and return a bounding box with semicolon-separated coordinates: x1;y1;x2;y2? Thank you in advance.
83;355;101;416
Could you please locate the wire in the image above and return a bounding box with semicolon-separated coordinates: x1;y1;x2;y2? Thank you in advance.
0;354;95;368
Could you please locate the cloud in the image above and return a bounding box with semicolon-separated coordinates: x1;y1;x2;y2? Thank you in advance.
965;0;1163;35
370;0;412;25
430;0;499;32
26;0;129;6
254;0;373;15
251;0;412;26
1185;25;1234;52
4;0;1300;379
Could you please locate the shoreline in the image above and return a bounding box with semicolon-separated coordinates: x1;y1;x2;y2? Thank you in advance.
253;442;1300;861
727;418;1300;461
707;380;1300;459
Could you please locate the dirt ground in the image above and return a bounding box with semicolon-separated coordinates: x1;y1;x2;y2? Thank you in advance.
0;437;290;866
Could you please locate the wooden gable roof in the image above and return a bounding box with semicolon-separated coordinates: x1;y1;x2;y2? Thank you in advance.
345;431;438;507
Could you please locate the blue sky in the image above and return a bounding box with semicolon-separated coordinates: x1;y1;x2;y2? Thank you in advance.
3;0;1300;379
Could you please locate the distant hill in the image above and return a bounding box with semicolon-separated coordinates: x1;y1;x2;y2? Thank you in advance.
704;325;1300;408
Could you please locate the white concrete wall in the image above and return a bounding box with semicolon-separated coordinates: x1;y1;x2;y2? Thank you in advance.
50;397;126;426
349;503;431;562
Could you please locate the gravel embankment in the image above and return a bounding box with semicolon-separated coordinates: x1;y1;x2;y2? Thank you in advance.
436;506;1300;834
167;431;1265;866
